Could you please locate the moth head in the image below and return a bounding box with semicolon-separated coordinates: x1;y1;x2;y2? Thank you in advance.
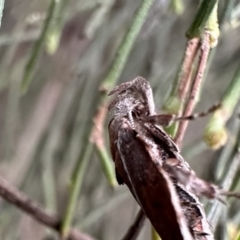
108;90;148;119
108;77;155;115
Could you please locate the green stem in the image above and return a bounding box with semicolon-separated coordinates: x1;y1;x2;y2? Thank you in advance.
186;0;218;39
45;0;68;54
102;0;155;90
61;143;93;238
163;38;199;137
21;0;57;94
42;157;57;238
94;144;117;187
164;0;219;138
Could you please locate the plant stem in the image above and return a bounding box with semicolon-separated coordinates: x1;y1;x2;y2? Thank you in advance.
0;175;94;240
163;0;219;134
163;38;200;115
163;37;200;137
102;0;155;90
121;210;146;240
186;0;218;39
21;0;57;94
175;32;211;145
45;0;69;54
90;102;117;188
61;143;93;238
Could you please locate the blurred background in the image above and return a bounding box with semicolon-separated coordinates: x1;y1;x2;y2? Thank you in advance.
0;0;240;239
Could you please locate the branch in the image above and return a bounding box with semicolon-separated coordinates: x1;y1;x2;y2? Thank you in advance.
0;175;94;240
21;0;58;94
163;38;200;113
121;209;146;240
177;39;200;103
90;102;117;187
174;32;211;145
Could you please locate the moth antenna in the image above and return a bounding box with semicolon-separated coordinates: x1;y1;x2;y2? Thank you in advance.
142;103;220;126
173;103;221;122
143;114;174;126
221;191;240;199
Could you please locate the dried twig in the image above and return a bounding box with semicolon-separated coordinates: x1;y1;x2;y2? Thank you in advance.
0;175;94;240
121;209;146;240
90;102;117;187
163;38;200;119
175;32;211;145
178;38;200;104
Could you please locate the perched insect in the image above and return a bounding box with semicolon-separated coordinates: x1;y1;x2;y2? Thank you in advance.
108;77;239;240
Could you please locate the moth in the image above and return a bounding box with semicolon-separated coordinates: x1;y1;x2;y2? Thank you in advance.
108;77;239;240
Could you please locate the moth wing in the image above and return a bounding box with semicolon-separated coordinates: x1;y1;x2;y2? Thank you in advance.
135;123;213;239
116;125;192;240
142;122;192;169
108;118;125;185
143;122;180;152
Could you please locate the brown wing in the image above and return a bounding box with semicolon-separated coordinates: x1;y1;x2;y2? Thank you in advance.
115;121;192;240
142;122;180;154
136;121;213;240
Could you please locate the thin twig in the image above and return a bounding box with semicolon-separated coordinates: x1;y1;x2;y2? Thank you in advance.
175;32;211;145
164;0;219;138
178;38;200;103
21;0;58;94
0;175;94;240
163;38;200;137
90;102;117;187
121;209;146;240
45;0;69;54
163;38;200;115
